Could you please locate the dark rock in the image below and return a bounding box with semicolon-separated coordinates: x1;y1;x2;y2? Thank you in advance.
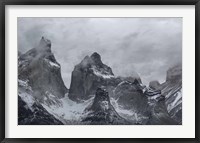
147;100;178;125
68;52;120;101
157;64;182;124
114;81;149;116
149;80;160;90
118;76;142;84
18;37;68;101
18;96;63;125
82;87;129;125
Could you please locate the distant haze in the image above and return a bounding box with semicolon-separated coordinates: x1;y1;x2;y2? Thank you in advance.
18;18;182;87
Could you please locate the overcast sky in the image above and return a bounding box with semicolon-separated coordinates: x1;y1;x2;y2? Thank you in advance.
18;18;182;87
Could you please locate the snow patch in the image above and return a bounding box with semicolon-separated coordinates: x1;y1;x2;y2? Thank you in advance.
19;91;35;111
100;101;109;110
42;94;94;124
44;59;60;68
18;79;32;91
91;66;114;79
167;89;182;112
110;98;147;123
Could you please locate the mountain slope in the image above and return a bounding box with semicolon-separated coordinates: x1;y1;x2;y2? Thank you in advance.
68;52;121;102
82;87;128;125
18;79;63;125
18;37;68;103
148;64;182;124
161;64;182;124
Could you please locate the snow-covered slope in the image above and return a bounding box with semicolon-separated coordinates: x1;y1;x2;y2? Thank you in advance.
18;37;68;101
18;79;63;125
42;94;94;124
149;64;182;124
82;87;129;125
18;37;182;125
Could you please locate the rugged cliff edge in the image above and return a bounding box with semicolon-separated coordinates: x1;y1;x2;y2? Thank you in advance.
18;37;68;103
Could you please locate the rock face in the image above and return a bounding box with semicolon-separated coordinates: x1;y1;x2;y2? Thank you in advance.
82;87;128;125
18;37;182;125
149;80;160;90
68;52;121;101
18;78;63;125
118;76;142;84
161;64;182;124
148;64;182;124
18;37;68;102
18;96;63;125
147;99;177;125
114;79;149;116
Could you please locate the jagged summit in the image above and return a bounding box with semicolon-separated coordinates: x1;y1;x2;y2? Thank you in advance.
90;87;110;111
79;52;106;69
18;37;68;101
90;52;102;65
39;36;51;47
82;87;128;125
37;37;51;52
68;52;117;101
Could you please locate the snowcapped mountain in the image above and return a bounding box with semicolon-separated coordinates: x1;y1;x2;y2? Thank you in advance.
18;37;68;102
18;37;182;125
148;64;182;124
18;79;63;125
113;80;149;118
68;52;121;102
18;37;68;125
161;64;182;124
82;87;128;125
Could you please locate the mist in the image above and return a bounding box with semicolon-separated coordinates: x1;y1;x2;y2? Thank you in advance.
18;18;182;87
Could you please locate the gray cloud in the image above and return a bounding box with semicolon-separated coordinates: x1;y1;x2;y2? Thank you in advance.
18;18;182;87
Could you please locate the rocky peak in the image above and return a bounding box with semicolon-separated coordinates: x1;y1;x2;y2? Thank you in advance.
38;37;51;51
79;52;105;69
118;75;142;84
18;37;68;100
68;52;117;101
90;52;102;65
82;87;128;125
90;87;110;111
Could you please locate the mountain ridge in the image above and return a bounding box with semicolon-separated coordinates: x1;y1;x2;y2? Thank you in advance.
18;37;182;125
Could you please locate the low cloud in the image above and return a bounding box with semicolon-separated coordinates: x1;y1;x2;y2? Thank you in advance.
18;18;182;87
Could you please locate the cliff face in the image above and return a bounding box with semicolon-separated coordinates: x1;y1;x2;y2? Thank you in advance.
148;64;182;124
18;37;182;125
162;64;182;124
68;52;121;102
114;80;149;116
18;37;68;102
82;87;128;125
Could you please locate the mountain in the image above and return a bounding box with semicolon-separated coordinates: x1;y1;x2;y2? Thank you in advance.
18;96;63;125
146;99;178;125
18;37;68;103
18;37;182;125
82;87;128;125
113;80;149;117
149;80;161;90
161;64;182;124
18;37;68;124
18;79;63;125
148;64;182;124
68;52;121;102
